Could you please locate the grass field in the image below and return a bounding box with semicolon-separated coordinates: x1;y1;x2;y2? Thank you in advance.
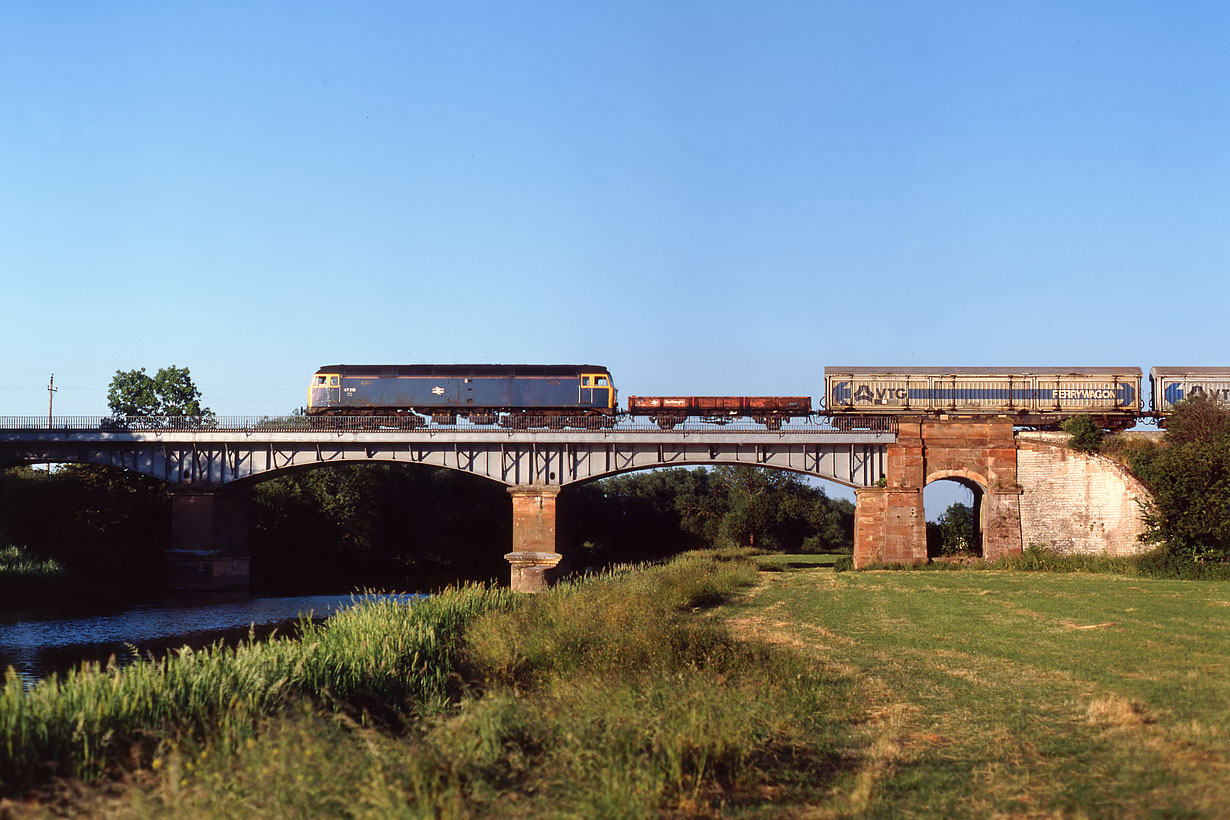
3;552;1226;819
733;554;1229;818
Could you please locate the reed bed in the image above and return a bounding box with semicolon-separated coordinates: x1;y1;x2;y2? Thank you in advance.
0;584;515;791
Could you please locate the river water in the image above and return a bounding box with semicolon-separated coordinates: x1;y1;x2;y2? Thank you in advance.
0;592;420;687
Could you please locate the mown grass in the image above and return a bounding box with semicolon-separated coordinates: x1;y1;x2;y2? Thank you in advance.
737;555;1230;818
854;544;1230;580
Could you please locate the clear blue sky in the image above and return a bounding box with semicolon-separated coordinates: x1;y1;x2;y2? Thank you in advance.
3;4;1227;434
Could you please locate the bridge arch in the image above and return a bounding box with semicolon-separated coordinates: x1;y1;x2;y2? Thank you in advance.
924;470;987;557
854;419;1023;567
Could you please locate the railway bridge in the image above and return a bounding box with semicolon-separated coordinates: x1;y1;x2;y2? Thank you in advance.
0;416;1149;591
0;417;890;591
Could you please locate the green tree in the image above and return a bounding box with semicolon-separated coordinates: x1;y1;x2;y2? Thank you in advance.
928;501;978;556
251;463;510;592
562;469;711;565
106;369;160;416
107;366;212;420
563;467;854;562
1131;394;1230;563
676;466;852;552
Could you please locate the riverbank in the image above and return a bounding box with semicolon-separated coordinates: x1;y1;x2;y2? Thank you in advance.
3;551;1227;818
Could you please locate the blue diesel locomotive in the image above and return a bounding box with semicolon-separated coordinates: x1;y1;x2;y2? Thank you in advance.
307;364;617;427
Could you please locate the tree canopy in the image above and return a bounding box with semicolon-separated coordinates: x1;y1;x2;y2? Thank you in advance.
107;366;212;419
564;466;854;564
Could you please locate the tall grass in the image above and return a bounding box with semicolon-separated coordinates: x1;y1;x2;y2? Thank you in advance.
0;544;66;579
425;550;838;817
90;550;842;819
0;585;515;791
463;550;760;687
0;543;73;608
996;544;1230;579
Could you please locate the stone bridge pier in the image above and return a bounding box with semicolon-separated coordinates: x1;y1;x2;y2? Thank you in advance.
854;419;1023;567
167;487;252;590
505;485;563;593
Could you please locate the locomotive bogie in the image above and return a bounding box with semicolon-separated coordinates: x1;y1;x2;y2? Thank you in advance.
1149;367;1230;414
824;367;1142;427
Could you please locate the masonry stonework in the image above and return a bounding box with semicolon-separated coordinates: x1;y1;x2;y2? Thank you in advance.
853;419;1023;567
1016;432;1151;556
505;485;563;592
166;488;251;590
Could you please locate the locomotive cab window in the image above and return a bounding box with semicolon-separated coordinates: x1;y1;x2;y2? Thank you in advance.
581;376;591;386
330;376;339;386
315;376;326;385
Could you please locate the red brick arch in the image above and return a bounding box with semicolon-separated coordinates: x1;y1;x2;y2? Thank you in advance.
854;419;1023;567
925;468;988;492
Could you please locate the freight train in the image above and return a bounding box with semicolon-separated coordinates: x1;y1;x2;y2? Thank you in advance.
307;364;1230;430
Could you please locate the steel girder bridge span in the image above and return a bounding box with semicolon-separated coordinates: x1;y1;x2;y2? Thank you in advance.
0;422;892;591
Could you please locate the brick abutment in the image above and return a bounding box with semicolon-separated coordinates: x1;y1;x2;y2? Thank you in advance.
853;422;1151;567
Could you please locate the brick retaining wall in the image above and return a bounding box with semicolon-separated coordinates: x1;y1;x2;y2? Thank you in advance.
1016;432;1151;556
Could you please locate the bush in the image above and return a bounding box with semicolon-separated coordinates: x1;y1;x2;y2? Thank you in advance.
1130;395;1230;564
0;543;74;607
0;543;66;579
1061;414;1104;454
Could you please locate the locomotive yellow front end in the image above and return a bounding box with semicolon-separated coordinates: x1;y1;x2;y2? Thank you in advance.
307;370;343;414
579;371;617;413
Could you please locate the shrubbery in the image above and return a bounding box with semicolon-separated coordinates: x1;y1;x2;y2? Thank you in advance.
1061;414;1105;453
1129;394;1230;565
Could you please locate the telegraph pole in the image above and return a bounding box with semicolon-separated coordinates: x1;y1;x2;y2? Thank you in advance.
47;373;57;427
46;374;57;472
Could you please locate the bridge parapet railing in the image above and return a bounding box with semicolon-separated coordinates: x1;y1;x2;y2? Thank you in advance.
0;415;897;436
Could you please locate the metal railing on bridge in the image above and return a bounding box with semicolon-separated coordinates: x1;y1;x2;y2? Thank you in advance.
0;415;898;436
